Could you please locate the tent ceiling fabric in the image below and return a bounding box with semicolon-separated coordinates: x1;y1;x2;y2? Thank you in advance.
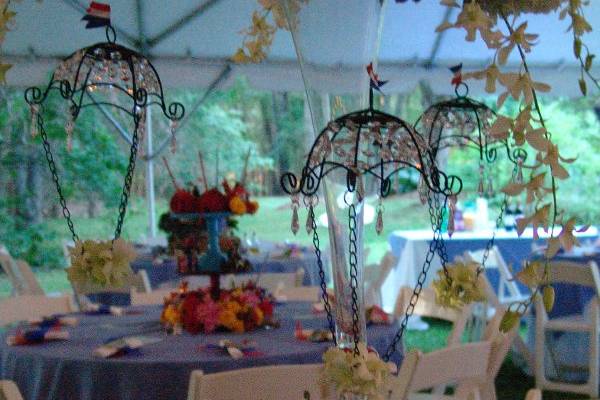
4;0;600;96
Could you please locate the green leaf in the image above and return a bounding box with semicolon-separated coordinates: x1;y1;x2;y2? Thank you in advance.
574;38;582;58
500;310;520;333
579;78;587;96
585;54;595;71
543;285;555;313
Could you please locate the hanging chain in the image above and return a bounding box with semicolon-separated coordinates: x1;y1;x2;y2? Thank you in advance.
383;192;446;362
37;111;79;244
309;202;337;345
348;202;361;355
36;108;140;245
113;119;140;240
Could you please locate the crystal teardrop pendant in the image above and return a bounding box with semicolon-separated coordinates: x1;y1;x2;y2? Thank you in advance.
306;209;313;234
356;173;365;202
487;176;494;198
376;207;383;235
30;106;38;138
291;206;299;235
515;158;524;184
65;117;74;152
448;195;457;237
418;176;428;205
478;163;485;197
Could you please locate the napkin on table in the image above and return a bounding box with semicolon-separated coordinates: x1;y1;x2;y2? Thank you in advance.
6;327;69;346
93;335;162;358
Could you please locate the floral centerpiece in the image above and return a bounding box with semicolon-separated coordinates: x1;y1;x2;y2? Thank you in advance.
160;281;276;334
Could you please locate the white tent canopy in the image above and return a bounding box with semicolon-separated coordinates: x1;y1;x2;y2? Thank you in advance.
4;0;600;96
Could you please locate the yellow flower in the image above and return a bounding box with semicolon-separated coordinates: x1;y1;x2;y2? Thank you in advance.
161;304;181;326
231;48;251;64
219;309;244;333
464;64;501;93
229;196;247;215
432;261;486;309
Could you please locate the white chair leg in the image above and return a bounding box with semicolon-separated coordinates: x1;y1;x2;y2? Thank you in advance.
478;380;496;400
534;321;546;390
589;328;599;398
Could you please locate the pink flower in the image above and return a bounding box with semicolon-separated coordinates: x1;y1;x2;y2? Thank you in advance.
240;291;260;307
196;295;221;333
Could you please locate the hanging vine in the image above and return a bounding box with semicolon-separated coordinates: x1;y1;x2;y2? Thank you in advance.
436;0;593;331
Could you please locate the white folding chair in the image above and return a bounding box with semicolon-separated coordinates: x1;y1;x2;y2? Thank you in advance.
187;364;324;400
0;295;74;326
391;341;492;400
0;249;44;296
393;286;472;347
0;380;24;400
524;389;541;400
364;251;397;307
454;308;519;400
534;261;600;398
130;288;174;306
463;250;533;368
222;268;304;293
465;246;529;305
275;286;321;302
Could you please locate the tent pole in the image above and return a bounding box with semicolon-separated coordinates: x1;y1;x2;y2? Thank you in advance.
145;107;157;239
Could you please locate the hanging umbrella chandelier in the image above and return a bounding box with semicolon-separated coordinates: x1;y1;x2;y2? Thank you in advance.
24;2;185;247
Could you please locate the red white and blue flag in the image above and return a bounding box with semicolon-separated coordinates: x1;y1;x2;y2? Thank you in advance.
450;63;463;87
366;62;387;93
82;2;111;29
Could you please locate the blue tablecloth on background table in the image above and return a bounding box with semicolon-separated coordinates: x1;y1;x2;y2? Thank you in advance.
382;228;598;313
0;302;402;400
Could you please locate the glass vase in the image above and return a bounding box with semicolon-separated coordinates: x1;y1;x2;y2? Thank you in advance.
283;0;386;351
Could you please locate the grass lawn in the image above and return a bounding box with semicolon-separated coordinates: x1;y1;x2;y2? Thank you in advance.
0;195;588;399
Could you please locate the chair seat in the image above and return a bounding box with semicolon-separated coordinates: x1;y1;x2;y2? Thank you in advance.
409;393;458;400
545;314;593;332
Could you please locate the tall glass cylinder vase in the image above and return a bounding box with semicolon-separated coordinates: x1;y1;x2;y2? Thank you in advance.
283;0;386;350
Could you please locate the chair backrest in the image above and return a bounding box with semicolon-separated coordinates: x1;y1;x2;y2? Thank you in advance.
364;251;397;307
0;295;74;326
465;247;527;304
392;341;491;399
482;307;519;378
0;249;44;296
0;380;24;400
222;269;304;293
187;364;324;400
546;261;600;293
73;270;151;296
275;286;321;302
131;288;173;306
525;389;542;400
393;286;471;346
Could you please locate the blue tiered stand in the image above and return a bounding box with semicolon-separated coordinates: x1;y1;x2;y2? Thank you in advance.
170;212;231;299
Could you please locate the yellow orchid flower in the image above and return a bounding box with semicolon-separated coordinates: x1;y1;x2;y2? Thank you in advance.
464;64;501;93
516;204;550;238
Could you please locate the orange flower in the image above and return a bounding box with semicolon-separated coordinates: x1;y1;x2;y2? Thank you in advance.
229;196;247;215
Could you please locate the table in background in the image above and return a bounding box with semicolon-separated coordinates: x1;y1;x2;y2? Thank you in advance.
131;243;325;290
383;227;598;313
0;302;401;400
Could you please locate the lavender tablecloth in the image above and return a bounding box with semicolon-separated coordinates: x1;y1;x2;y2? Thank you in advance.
0;302;402;400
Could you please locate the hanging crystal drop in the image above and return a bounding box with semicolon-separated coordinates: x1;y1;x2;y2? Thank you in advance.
447;195;457;237
487;176;494;198
478;163;485;197
305;208;313;234
356;173;364;202
65;116;74;152
515;158;524;184
169;120;178;153
418;176;428;205
30;106;38;138
375;198;384;235
290;195;300;235
291;206;299;235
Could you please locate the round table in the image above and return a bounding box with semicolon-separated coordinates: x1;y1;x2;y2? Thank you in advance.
0;302;403;400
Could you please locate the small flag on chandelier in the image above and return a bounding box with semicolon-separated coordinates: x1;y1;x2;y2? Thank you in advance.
367;62;387;93
449;63;463;87
82;2;111;29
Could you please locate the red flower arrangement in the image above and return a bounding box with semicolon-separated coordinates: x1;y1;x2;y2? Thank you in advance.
160;281;276;334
